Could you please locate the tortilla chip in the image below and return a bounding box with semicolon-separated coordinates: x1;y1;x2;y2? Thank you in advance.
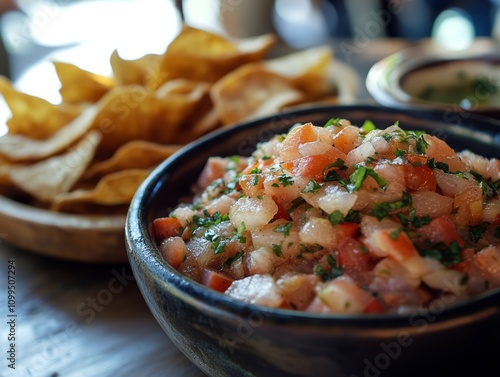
264;46;334;100
0;76;82;139
210;64;304;125
0;106;98;162
52;168;151;212
83;141;180;180
110;49;161;87
153;26;276;87
54;61;115;104
8;131;101;202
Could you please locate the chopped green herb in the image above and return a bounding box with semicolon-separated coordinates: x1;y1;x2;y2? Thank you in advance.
389;228;406;240
272;243;283;257
427;158;450;173
278;174;294;187
418;240;462;266
287;197;306;213
328;210;345;225
344;209;360;223
469;223;489;242
361;119;377;133
223;251;244;268
347;166;388;193
469;170;499;199
395;148;406;157
302;179;321;194
373;192;412;220
323;118;342;128
236;222;247;243
192;210;230;228
274;222;293;237
314;254;343;281
251;175;260;186
299;244;324;253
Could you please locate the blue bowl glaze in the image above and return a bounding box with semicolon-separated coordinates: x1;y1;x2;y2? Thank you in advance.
126;105;500;377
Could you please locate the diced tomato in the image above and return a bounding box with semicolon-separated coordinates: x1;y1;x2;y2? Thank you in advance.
153;217;182;241
272;195;292;221
363;297;383;314
281;148;347;182
337;238;372;272
416;215;465;248
280;122;319;161
201;268;234;293
337;222;359;239
402;164;436;191
241;157;274;175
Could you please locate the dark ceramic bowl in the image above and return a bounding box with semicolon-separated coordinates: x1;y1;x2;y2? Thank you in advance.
126;104;500;377
366;39;500;120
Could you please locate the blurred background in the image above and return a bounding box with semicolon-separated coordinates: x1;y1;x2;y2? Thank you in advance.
0;0;498;101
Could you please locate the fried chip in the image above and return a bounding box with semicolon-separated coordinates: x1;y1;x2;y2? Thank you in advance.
90;85;161;156
0;76;82;139
210;64;304;125
83;141;180;180
52;168;151;212
264;46;334;100
154;26;276;87
54;61;115;104
8;131;101;202
110;49;161;87
0;106;98;162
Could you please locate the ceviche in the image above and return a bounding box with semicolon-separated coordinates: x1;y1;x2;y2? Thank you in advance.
153;119;500;314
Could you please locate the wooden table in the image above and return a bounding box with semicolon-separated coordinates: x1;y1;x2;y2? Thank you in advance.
0;38;414;377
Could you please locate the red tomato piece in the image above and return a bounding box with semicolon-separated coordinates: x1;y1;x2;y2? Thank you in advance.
282;148;347;182
416;215;465;248
201;268;234;293
402;164;436;191
153;217;182;241
363;297;383;314
337;238;372;272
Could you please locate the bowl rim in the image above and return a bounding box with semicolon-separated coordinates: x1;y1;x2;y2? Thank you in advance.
366;38;500;112
126;103;500;325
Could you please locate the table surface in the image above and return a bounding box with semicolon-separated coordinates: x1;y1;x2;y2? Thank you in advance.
0;38;415;377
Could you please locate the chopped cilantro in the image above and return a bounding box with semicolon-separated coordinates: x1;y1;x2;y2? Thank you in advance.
274;222;293;237
299;244;324;253
314;254;343;281
328;210;345;225
396;209;430;228
347;166;388;193
361;119;377;133
223;251;244;268
192;210;229;228
302;179;321;194
287;197;306;213
250;167;262;174
417;240;462;266
395;148;407;157
427;158;450;173
389;228;406;240
278;174;294;187
323;118;342;128
235;222;247;243
272;243;283;257
469;170;499;199
373;192;412;220
469;223;489;242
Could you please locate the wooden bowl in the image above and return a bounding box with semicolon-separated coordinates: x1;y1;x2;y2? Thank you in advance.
0;194;127;263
